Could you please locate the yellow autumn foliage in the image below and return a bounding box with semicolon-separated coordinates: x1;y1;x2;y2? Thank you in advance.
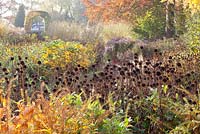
0;88;111;134
162;0;200;12
40;40;96;68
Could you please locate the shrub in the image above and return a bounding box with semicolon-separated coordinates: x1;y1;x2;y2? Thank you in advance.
102;22;135;42
137;38;179;58
99;110;132;134
2;34;39;45
0;19;33;45
105;37;134;61
183;12;200;53
130;87;200;133
133;9;165;39
40;40;96;68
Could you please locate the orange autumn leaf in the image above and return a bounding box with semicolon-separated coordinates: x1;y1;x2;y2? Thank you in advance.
82;0;150;22
0;108;5;119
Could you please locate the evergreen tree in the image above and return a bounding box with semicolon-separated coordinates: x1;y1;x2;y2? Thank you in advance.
14;4;25;27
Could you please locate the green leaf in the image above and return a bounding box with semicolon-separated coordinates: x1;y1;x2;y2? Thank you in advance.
163;85;168;94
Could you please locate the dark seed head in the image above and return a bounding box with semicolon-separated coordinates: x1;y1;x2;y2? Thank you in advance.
44;89;48;93
31;81;36;85
52;88;57;92
186;86;191;90
142;83;146;87
74;68;78;71
2;68;7;72
156;71;161;76
20;61;25;65
10;57;14;61
18;56;22;60
37;61;42;65
175;79;181;83
58;78;62;81
169;56;172;59
56;67;59;71
56;81;60;85
176;63;182;67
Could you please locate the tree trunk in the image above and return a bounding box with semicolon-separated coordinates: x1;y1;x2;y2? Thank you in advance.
165;0;175;38
173;0;177;36
165;0;169;36
178;0;186;35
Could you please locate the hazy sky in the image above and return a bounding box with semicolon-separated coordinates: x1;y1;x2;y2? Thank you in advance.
2;0;34;17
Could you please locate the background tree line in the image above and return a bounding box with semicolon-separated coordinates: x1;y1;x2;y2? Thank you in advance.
83;0;200;40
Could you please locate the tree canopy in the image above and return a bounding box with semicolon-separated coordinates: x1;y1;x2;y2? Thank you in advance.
14;4;25;27
82;0;200;22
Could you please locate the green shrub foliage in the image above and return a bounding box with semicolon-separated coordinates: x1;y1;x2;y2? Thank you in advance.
133;6;165;39
184;12;200;53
